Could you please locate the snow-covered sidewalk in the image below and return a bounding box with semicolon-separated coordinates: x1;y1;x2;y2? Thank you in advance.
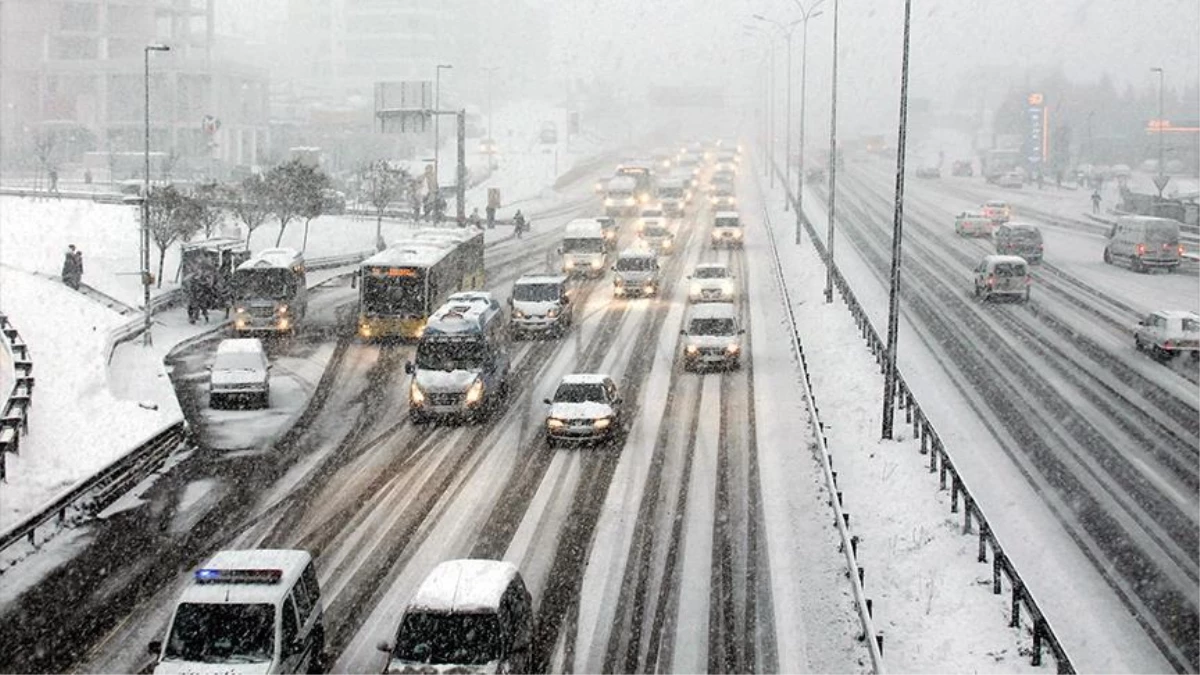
745;160;1172;672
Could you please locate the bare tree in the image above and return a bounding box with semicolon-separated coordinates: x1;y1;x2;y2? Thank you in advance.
224;174;272;249
265;159;331;247
362;160;410;251
31;130;57;192
146;186;203;287
192;182;226;238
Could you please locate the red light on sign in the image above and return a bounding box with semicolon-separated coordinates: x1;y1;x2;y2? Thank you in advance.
1027;93;1044;106
387;268;418;277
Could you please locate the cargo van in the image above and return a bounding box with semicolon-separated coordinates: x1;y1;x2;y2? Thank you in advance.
973;254;1031;303
150;549;325;674
1103;216;1182;272
378;560;532;674
560;219;608;277
612;249;661;297
406;292;510;423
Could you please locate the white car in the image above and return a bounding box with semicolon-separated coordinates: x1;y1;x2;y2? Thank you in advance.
208;338;270;409
681;303;744;370
543;374;624;445
688;263;736;303
1134;310;1200;360
997;171;1024;189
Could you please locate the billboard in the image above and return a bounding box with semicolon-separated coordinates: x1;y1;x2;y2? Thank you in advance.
375;81;433;133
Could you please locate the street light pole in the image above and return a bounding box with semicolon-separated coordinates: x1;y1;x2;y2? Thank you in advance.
881;0;912;440
794;0;824;243
823;0;840;303
1151;66;1165;197
142;43;169;346
753;14;807;202
433;63;453;189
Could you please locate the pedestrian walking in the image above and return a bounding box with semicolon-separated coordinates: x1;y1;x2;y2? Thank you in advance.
48;168;59;196
513;209;527;238
61;244;82;290
1091;190;1102;214
486;204;496;229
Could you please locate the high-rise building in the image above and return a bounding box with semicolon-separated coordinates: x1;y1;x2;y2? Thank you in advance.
0;0;270;178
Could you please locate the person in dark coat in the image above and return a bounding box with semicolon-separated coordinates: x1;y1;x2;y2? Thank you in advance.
61;244;82;290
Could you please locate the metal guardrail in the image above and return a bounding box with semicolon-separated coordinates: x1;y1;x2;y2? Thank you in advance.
0;314;35;482
754;175;886;673
771;160;1074;673
0;422;186;561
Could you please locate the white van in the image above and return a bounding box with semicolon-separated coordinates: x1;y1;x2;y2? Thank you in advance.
150;549;324;674
378;560;533;674
1103;216;1182;272
560;219;608;277
973;254;1031;303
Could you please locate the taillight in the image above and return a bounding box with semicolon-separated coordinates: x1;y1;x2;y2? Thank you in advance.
1164;340;1174;350
1136;243;1146;256
1026;276;1032;285
987;275;995;287
1179;245;1186;256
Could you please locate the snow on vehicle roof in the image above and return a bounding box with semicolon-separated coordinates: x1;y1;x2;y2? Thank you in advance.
618;248;657;259
408;559;519;613
237;247;303;271
694;262;729;272
658;177;685;187
362;241;453;268
984;254;1029;266
516;274;568;285
984;200;1009;207
714;210;740;219
607;176;637;190
216;338;265;354
427;294;499;334
409;228;482;245
565;219;604;237
561;373;610;385
958;212;989;219
181;549;310;605
1152;310;1200;321
687;303;738;320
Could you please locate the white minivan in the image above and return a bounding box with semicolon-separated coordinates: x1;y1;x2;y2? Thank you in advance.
559;218;608;277
1103;216;1182;272
150;549;325;674
378;560;533;674
209;338;270;409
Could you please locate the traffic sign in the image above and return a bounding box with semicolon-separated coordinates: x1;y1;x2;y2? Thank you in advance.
1153;174;1171;193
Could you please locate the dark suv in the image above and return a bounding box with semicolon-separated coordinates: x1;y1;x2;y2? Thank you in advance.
951;160;974;177
993;223;1044;263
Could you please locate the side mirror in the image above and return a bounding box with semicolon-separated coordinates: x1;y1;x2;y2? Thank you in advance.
613;396;623;406
543;397;552;405
507;296;513;306
404;362;415;375
266;364;273;371
204;365;212;371
679;330;686;336
738;329;746;335
561;296;570;305
376;641;393;654
148;640;162;656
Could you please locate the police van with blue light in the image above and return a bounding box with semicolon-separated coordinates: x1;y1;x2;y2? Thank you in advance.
406;292;511;423
149;549;325;674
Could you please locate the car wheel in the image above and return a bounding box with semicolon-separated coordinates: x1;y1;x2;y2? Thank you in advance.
409;410;427;424
210;393;223;410
1103;247;1112;264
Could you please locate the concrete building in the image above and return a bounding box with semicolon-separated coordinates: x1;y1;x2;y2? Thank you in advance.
0;0;270;179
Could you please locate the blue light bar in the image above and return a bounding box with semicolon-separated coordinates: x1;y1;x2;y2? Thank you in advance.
195;568;283;584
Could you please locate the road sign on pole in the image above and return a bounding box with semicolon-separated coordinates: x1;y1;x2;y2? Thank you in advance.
1153;174;1171;195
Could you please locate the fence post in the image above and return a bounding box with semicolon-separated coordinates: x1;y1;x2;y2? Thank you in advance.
1010;578;1022;627
950;475;960;512
1032;618;1045;666
978;522;988;563
920;423;928;454
993;552;1003;594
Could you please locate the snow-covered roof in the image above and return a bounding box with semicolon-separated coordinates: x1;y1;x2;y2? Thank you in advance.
1151;310;1200;321
362;242;453;269
693;262;730;273
426;294;500;335
236;247;303;271
180;549;310;605
408;228;482;246
618;248;656;259
983;254;1029;266
516;274;567;286
687;302;738;320
407;560;519;613
561;373;610;385
565;219;604;237
215;338;265;355
714;210;740;219
607;176;637;190
181;236;245;252
658;177;685;188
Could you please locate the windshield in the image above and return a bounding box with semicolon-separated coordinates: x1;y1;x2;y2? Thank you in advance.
563;238;605;253
513;283;561;302
689;318;736;335
642;226;670;237
362;272;424;316
554;382;606;403
694;267;728;279
163;603;274;664
715;218;739;228
416;339;488;371
714;186;735;196
660;187;684;198
233;268;296;302
392;612;500;666
616;257;655;271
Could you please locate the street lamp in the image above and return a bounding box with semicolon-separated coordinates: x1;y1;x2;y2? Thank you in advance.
824;0;840;303
433;63;453;190
743;24;777;186
793;0;824;244
482;66;500;169
142;42;170;346
1150;66;1166;197
752;14;803;206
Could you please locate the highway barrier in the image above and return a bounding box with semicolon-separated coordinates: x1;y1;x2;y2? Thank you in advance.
768;159;1074;674
0;315;35;481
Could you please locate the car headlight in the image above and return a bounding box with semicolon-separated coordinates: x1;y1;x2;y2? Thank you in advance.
277;317;290;330
235;306;248;315
513;309;526;319
591;258;603;268
564;259;575;269
726;343;740;354
604;198;614;206
465;379;485;405
662;240;672;249
722;281;734;294
547;417;566;429
235;319;248;330
277;304;288;314
410;382;425;405
690;283;702;296
546;308;560;318
359;324;372;338
644;284;654;294
638;194;649;204
593;417;612;430
686;344;699;355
